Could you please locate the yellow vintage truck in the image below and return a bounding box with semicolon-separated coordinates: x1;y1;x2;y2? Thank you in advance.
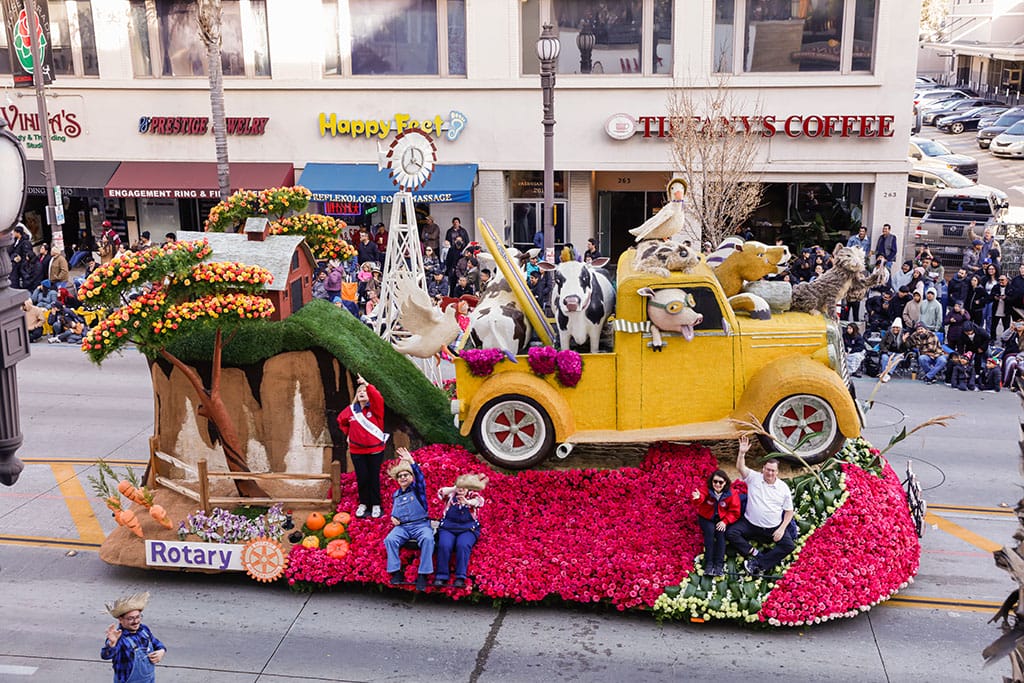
454;249;861;469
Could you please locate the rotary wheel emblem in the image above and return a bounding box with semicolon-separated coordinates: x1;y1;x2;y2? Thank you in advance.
241;538;287;583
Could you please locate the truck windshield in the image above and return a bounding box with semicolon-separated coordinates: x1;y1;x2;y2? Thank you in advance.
927;196;994;215
917;140;951;156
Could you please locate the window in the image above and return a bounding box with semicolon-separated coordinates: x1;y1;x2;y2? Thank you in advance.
0;1;98;77
128;0;271;78
714;0;876;74
521;0;672;76
323;0;466;77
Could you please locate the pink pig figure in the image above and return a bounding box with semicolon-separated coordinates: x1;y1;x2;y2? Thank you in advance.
637;287;703;351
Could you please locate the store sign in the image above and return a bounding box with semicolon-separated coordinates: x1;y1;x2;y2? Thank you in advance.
318;110;467;142
138;116;269;136
105;188;219;199
605;113;896;140
2;103;80;146
2;0;56;87
323;201;363;216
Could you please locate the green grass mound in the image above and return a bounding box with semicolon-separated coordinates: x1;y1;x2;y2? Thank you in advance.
164;299;468;448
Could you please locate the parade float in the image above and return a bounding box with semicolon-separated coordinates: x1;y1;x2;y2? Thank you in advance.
86;150;923;626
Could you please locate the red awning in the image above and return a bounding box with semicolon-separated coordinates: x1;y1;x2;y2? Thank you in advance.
104;162;295;199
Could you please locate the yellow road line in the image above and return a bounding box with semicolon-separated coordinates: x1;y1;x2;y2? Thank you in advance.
884;595;1000;613
50;463;106;545
23;458;144;466
0;534;101;551
929;504;1015;517
925;511;1003;553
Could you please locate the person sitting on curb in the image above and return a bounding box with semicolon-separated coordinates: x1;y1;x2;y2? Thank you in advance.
725;436;795;578
951;352;977;391
384;447;436;591
879;317;910;383
434;472;488;588
908;322;947;385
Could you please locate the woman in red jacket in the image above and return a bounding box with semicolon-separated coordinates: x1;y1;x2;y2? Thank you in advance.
690;469;742;577
337;376;388;518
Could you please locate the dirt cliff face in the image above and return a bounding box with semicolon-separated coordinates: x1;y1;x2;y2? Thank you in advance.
151;350;344;500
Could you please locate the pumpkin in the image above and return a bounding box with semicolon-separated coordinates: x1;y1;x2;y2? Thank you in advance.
301;535;320;549
326;539;350;559
332;511;352;526
323;522;345;539
305;512;326;531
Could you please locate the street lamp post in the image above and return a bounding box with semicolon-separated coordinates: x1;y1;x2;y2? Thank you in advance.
0;120;31;486
536;24;560;263
576;24;596;74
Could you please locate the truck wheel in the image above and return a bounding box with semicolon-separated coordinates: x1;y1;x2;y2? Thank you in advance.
950;122;965;134
759;394;845;465
472;395;555;469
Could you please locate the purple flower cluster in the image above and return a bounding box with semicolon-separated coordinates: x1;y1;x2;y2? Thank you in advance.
460;348;507;377
555;349;583;387
527;346;558;376
177;503;288;543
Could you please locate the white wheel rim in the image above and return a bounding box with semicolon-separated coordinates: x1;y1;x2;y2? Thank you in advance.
768;395;838;456
480;400;546;463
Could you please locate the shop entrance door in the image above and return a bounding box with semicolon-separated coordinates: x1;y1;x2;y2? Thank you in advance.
510;200;566;255
600;191;668;264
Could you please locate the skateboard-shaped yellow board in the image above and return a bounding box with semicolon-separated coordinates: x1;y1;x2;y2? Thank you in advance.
476;217;557;347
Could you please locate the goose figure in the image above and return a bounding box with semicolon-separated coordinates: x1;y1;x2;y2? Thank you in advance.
628;177;688;242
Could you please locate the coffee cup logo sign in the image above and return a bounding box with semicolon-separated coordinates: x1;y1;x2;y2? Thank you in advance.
605;113;896;140
318;110;468;142
2;103;80;147
2;0;56;87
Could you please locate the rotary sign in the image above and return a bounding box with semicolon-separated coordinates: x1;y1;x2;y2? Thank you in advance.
2;0;56;87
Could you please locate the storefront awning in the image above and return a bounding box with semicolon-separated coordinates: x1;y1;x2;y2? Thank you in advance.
27;160;121;196
104;162;296;199
299;163;478;203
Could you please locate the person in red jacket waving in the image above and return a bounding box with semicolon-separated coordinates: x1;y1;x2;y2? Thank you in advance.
338;375;389;518
690;465;742;577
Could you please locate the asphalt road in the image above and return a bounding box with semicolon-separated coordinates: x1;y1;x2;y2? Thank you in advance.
0;345;1019;682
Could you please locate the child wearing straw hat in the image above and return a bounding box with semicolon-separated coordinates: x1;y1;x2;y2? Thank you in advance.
434;472;488;588
384;447;435;590
101;592;166;683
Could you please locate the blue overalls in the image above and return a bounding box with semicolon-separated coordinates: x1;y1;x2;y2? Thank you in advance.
435;502;480;581
384;473;435;575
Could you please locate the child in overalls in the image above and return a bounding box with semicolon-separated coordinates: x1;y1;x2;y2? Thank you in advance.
101;592;166;683
384;447;435;590
434;473;488;588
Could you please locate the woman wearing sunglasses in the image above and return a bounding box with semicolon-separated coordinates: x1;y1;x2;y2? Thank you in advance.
690;468;742;577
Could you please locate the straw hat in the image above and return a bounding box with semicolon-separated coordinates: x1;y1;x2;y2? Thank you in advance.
389;461;413;479
106;592;150;618
454;473;488;491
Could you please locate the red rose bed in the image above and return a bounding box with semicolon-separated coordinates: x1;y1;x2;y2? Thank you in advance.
285;440;919;626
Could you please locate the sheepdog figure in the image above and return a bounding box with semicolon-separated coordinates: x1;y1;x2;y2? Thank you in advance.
791;245;887;317
633;239;699;278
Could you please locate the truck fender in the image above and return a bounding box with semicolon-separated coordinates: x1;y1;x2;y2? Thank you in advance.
460;373;575;441
733;356;861;439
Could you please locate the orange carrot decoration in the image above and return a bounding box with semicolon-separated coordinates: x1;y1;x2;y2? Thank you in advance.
148;505;174;530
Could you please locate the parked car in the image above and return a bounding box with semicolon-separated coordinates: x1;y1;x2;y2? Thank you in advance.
923;98;1003;126
936;105;1010;134
913;186;1010;269
915;76;940;90
977;108;1024;149
908;136;979;179
913;89;972;112
907;166;980;216
990;120;1024;158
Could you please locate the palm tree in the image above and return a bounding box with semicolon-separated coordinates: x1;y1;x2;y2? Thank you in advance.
197;0;230;202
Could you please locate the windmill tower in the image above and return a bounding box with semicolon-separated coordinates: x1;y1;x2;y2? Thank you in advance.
371;129;436;343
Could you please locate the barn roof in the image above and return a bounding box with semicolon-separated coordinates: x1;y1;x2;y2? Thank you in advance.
177;230;314;292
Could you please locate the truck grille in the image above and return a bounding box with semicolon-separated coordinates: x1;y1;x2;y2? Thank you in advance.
958;164;978;178
942;225;965;237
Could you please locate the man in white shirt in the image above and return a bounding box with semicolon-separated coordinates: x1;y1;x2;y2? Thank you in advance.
725;436;796;577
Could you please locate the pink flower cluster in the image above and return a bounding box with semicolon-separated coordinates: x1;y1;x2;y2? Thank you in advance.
460;348;507;377
555;350;583;387
286;442;717;607
527;346;558;376
758;460;920;625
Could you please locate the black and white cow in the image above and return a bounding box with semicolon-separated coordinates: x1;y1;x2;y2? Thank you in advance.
540;259;616;353
466;249;532;354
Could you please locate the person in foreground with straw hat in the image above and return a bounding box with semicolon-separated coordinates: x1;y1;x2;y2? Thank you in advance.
434;471;488;588
384;447;435;590
101;592;166;683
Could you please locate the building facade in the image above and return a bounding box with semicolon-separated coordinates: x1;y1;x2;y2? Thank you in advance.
2;0;917;263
